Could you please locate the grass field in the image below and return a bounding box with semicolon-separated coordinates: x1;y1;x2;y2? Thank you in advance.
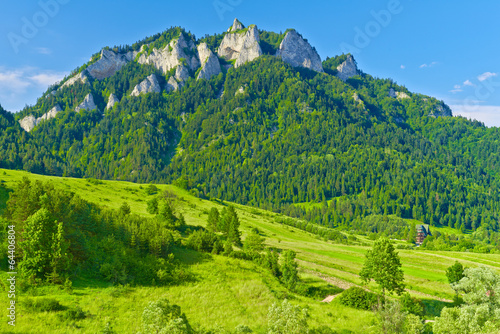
1;168;500;333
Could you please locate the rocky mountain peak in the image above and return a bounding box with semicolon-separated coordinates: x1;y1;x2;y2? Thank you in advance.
228;18;244;32
86;49;129;80
197;43;221;80
137;32;200;74
276;30;323;73
218;24;262;68
336;55;358;81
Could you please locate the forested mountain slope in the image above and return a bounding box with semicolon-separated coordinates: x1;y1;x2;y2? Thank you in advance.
0;19;499;237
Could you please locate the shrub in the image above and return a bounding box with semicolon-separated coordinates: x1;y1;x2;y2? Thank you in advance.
59;305;87;321
296;284;343;299
185;230;219;253
338;287;378;310
24;297;65;312
401;293;424;317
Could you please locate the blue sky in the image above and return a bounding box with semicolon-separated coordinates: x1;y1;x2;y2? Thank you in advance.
1;0;499;127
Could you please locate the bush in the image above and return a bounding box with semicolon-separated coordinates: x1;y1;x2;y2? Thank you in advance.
185;230;219;253
24;297;65;312
59;306;87;321
296;284;343;299
338;287;378;310
401;293;424;317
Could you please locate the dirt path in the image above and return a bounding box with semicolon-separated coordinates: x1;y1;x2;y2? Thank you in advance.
301;265;453;303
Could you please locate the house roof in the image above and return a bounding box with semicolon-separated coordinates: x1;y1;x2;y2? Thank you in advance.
416;224;431;235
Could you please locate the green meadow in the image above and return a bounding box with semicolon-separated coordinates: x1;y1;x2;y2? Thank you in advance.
1;168;500;333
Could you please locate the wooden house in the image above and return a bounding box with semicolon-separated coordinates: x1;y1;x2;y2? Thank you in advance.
416;224;431;245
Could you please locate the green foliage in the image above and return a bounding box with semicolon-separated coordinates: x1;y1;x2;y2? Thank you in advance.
59;305;87;321
338;287;378;310
434;266;500;334
3;178;180;287
207;207;220;233
322;54;350;76
403;314;425;334
360;237;405;296
244;232;265;252
267;299;309;334
147;197;159;214
375;300;406;334
24;297;65;312
186;229;220;253
400;293;424;317
446;261;465;285
139;298;194;334
281;250;298;291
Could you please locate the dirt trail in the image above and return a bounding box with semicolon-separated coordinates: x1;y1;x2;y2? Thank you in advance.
301;263;453;303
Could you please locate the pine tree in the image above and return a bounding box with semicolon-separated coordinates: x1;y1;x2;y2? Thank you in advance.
206;207;220;232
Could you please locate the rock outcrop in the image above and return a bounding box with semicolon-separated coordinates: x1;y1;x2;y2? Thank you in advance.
218;24;262;68
389;88;397;98
19;115;37;132
228;18;244;32
197;43;221;80
137;33;200;74
396;91;410;99
175;65;190;82
106;94;119;110
130;74;161;96
19;104;62;132
276;30;323;72
75;94;97;112
430;103;453;117
336;55;358;81
166;76;179;92
60;72;89;89
86;49;129;80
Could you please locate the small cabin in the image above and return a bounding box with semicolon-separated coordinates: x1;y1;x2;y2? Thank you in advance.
416;224;431;245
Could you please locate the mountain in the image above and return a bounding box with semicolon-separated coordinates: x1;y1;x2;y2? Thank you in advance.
1;19;499;238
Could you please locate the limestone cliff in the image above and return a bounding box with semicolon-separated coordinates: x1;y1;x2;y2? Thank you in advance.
218;24;262;68
137;33;200;74
75;94;97;112
86;49;129;80
130;74;162;96
197;43;221;80
106;94;119;110
276;30;323;72
19;104;62;132
228;18;244;32
336;55;358;81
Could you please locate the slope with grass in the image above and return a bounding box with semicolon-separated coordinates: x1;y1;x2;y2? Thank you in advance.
1;168;500;333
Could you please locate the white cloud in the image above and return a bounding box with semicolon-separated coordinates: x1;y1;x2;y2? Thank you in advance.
451;104;500;127
477;72;497;82
400;65;405;69
420;61;439;69
0;66;68;111
35;47;52;55
463;79;475;87
29;73;65;87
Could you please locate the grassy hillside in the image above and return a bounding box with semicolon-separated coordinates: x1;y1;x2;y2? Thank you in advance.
1;168;500;333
